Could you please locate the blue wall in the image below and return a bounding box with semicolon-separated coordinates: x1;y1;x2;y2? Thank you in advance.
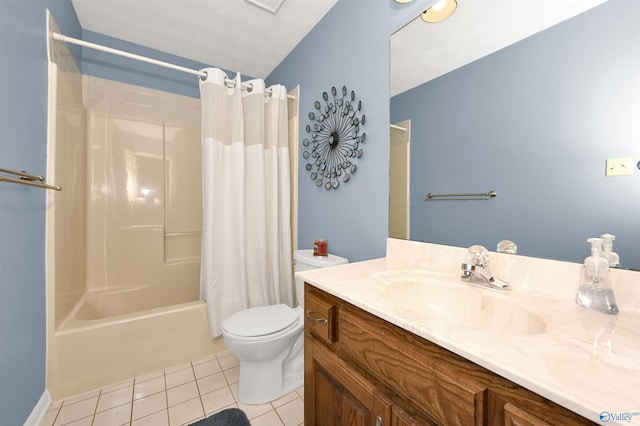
268;0;432;262
0;1;80;424
391;0;640;269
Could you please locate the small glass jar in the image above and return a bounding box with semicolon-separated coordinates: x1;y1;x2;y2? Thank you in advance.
313;239;328;256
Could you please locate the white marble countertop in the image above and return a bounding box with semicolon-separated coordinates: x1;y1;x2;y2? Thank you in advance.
297;239;640;425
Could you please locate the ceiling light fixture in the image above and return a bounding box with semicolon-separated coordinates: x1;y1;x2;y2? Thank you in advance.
421;0;457;23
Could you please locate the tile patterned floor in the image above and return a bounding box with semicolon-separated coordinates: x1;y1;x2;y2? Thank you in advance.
40;351;304;426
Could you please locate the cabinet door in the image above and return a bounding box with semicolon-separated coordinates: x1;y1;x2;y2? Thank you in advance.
504;403;552;426
315;366;370;425
306;337;386;426
391;404;437;426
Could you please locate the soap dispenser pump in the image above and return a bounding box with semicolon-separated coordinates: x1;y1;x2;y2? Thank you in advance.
576;238;619;315
600;233;620;268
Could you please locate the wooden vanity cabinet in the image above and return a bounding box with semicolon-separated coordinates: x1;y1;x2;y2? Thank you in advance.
306;337;434;426
304;284;594;426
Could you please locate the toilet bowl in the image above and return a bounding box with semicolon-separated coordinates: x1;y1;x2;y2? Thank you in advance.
222;249;348;404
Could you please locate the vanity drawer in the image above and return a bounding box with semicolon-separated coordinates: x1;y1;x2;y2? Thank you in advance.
305;284;337;344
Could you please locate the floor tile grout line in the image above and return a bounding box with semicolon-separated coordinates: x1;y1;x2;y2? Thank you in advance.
273;404;287;426
191;361;208;422
93;386;133;416
128;378;136;426
48;403;61;426
130;371;170;425
163;369;170;426
89;389;101;426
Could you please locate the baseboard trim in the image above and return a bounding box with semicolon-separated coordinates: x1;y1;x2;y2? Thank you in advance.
24;389;51;426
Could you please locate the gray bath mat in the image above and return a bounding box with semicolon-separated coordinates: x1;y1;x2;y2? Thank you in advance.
189;408;251;426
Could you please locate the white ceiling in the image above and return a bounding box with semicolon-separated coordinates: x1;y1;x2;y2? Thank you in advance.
70;0;338;79
390;0;609;97
70;0;608;96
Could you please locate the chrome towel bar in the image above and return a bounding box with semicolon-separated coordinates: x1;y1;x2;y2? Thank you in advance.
0;167;62;191
424;190;496;201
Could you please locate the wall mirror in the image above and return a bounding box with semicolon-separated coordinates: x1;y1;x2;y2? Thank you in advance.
389;0;640;270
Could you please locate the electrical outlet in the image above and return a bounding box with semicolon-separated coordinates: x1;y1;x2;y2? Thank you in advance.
605;158;634;176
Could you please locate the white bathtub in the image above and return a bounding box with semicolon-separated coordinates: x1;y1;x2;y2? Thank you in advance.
45;63;218;401
48;277;224;401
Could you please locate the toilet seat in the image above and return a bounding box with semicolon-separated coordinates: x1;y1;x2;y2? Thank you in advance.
223;304;299;338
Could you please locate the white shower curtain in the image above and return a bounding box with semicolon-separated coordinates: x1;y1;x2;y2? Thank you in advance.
199;68;293;338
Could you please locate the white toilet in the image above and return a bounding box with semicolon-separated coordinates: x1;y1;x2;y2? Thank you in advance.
222;249;348;404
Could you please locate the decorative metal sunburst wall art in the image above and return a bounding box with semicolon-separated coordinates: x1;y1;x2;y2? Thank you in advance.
303;85;366;190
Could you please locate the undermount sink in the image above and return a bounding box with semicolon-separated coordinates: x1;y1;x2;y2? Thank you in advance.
371;270;547;335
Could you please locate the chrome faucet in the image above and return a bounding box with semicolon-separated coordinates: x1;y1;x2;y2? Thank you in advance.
461;245;509;290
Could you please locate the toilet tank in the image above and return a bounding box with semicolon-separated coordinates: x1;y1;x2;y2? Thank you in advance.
293;249;348;307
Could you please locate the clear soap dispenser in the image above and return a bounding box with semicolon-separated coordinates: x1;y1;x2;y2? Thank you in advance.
576;238;619;315
600;233;620;268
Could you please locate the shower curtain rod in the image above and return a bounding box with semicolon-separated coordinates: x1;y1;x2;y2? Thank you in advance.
50;32;292;98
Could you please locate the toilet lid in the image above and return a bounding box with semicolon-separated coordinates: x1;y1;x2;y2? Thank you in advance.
223;304;299;337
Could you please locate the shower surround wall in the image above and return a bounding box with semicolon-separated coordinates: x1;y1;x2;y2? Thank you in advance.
47;17;87;332
82;76;203;292
47;30;223;400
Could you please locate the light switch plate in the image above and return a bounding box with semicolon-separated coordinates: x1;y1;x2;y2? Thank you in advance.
606;157;634;176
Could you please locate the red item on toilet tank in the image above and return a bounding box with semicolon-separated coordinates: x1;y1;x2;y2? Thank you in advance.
313;239;328;256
